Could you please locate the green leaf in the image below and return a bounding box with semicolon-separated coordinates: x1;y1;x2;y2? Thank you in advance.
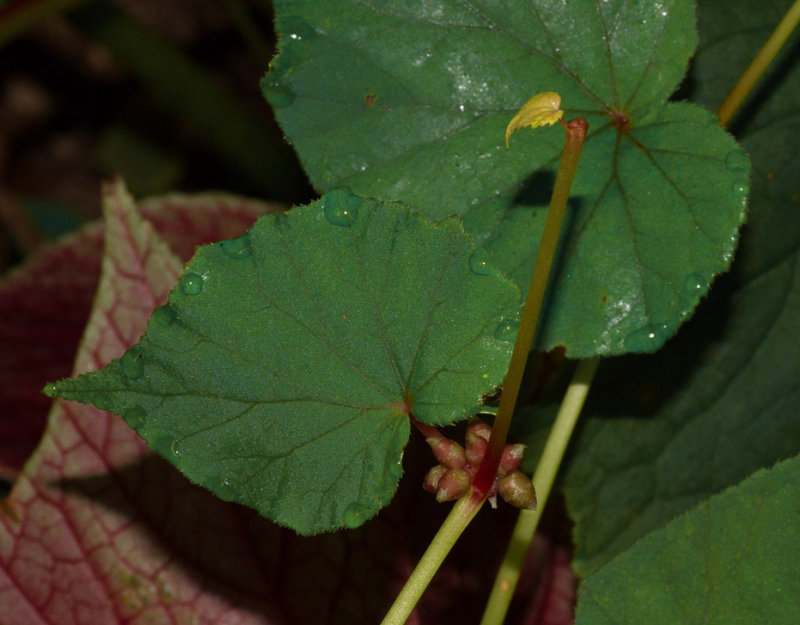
561;0;800;576
574;454;800;624
47;192;519;535
264;0;749;356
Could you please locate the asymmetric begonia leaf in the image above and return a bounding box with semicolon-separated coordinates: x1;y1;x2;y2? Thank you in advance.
264;0;749;355
559;0;800;576
574;454;800;624
47;191;519;534
2;185;571;624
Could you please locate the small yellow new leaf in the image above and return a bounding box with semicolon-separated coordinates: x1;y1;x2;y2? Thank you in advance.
504;92;564;147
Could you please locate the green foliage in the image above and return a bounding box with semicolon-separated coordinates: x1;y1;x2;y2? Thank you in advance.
47;192;519;534
561;0;800;577
575;454;800;624
264;0;748;356
31;0;800;620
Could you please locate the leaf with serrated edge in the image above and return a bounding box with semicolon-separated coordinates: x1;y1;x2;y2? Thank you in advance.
264;0;749;356
560;0;800;576
49;191;519;534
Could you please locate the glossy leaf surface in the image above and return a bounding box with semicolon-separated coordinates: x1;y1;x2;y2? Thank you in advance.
264;0;749;355
562;0;800;576
575;455;800;624
49;192;519;534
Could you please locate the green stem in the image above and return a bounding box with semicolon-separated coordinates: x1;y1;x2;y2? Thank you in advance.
380;116;588;625
717;0;800;126
480;356;600;625
379;492;484;625
474;118;589;495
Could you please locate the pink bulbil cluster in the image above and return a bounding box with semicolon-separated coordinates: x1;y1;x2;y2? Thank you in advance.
422;419;537;510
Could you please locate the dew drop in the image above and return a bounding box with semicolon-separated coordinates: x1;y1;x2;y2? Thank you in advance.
623;322;672;352
120;347;144;380
179;272;204;295
92;392;112;411
468;248;497;276
221;234;252;260
732;181;749;198
683;273;708;297
263;83;295;108
494;318;520;342
124;405;147;430
323;190;362;227
343;502;371;529
147;429;175;458
170;438;181;458
725;150;749;173
151;304;178;328
205;475;237;502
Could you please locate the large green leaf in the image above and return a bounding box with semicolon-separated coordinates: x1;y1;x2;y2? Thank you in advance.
561;0;800;576
574;454;800;624
264;0;749;356
47;192;519;534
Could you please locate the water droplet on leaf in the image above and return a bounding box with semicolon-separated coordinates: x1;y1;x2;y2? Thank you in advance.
179;272;204;295
494;318;520;342
221;234;252;260
323;190;362;227
343;502;370;529
124;405;147;430
732;181;749;198
725;150;749;173
205;475;237;502
623;322;672;352
683;273;708;296
263;83;295;108
468;248;497;276
120;347;144;379
92;393;111;410
170;439;181;458
151;305;178;328
147;429;175;458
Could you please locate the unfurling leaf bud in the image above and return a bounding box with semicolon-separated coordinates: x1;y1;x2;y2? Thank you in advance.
426;436;466;469
497;444;526;478
435;469;471;502
423;464;448;493
505;92;564;147
466;420;492;445
497;471;537;510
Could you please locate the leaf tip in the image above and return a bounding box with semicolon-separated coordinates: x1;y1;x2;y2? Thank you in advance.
505;92;564;148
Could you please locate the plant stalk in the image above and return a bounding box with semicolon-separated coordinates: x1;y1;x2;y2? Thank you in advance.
717;0;800;126
379;492;484;625
473;118;589;495
479;356;600;625
380;116;588;625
